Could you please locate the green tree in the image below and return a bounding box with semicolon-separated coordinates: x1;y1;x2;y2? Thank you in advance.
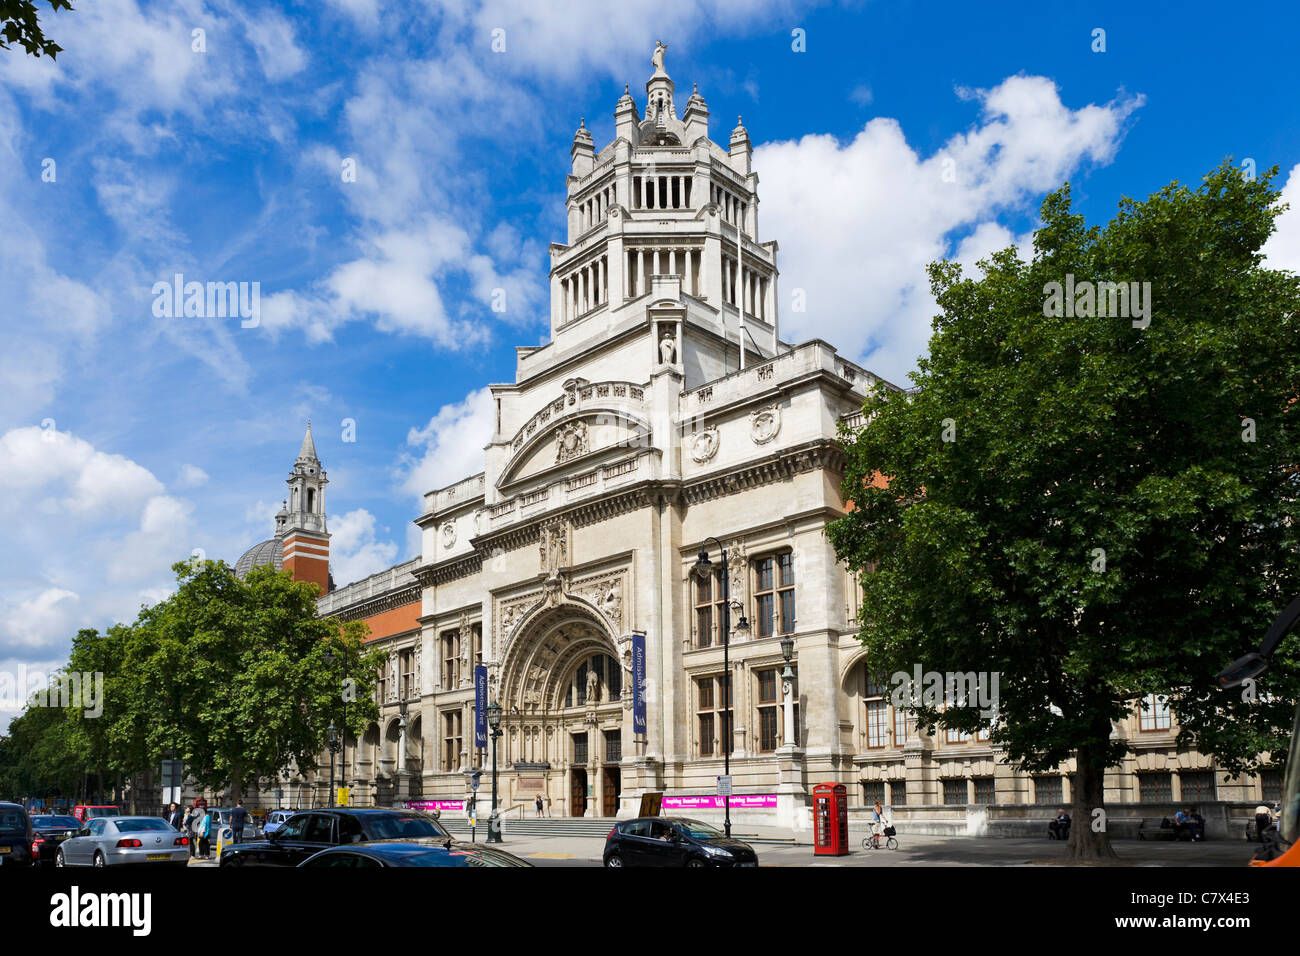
135;560;384;803
0;0;72;59
828;161;1300;859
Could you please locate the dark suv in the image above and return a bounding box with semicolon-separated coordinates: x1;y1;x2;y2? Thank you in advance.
0;802;34;866
218;808;450;867
603;817;758;867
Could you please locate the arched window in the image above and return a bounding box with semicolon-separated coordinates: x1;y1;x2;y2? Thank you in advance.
563;654;622;707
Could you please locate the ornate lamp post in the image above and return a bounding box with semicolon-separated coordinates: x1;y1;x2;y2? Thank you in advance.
780;634;796;746
326;721;340;808
486;701;503;843
695;537;749;838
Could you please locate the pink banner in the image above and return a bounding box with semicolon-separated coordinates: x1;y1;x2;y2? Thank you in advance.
404;800;465;812
662;794;778;810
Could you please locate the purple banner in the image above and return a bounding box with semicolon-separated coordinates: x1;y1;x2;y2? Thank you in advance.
404;800;465;812
662;794;778;810
474;665;488;749
632;632;646;736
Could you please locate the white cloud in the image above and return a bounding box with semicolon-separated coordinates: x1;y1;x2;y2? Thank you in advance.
0;427;196;665
178;464;209;487
329;508;399;587
400;387;496;500
1262;163;1300;274
757;75;1143;383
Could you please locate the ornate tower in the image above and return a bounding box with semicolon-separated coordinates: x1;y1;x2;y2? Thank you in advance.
281;420;331;593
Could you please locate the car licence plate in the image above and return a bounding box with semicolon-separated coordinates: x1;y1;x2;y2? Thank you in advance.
146;854;171;861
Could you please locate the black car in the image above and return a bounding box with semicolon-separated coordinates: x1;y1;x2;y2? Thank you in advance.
218;808;450;867
603;817;759;867
299;839;532;868
0;802;34;867
29;814;81;866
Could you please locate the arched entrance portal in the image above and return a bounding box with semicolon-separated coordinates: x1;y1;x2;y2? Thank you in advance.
499;605;629;817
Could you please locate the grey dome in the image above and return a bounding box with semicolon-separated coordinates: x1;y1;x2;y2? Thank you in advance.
235;537;283;578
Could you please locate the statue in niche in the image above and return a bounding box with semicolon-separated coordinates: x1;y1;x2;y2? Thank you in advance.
586;667;601;704
659;331;677;365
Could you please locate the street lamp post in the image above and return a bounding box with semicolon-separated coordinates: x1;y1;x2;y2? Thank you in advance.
695;537;749;839
486;701;503;843
326;721;339;809
325;646;349;802
780;634;796;746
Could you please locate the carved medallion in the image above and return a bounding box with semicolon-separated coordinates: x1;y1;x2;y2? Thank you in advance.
750;405;781;445
441;522;456;549
690;426;719;463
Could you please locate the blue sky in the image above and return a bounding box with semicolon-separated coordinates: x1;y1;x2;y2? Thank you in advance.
2;0;1298;727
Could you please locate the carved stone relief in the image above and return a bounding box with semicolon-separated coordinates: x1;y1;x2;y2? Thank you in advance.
690;426;719;463
750;404;781;444
554;420;589;463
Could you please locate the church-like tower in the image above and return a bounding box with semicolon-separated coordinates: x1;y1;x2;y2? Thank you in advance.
543;42;780;384
281;421;331;593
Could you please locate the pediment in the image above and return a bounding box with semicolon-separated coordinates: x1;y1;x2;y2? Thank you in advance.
499;407;652;490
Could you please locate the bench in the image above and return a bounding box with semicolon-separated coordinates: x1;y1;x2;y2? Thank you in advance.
1138;818;1191;841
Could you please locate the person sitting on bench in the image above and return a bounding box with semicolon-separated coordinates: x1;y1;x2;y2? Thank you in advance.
1048;808;1071;840
1173;807;1202;842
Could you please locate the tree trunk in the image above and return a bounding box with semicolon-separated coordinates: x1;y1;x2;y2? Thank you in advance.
1068;742;1118;860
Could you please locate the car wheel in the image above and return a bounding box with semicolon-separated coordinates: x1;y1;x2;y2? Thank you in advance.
686;858;706;868
55;848;66;867
604;853;624;868
93;851;105;868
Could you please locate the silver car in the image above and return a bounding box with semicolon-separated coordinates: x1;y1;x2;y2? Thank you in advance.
56;816;190;868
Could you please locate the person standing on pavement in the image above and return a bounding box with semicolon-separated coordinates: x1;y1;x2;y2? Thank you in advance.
197;807;212;858
182;804;198;857
230;800;248;844
167;802;183;831
534;794;543;818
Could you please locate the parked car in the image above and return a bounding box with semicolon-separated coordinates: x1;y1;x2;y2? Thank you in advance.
72;805;121;823
261;809;296;836
219;808;450;867
0;802;34;867
206;808;260;841
299;840;531;868
602;817;759;867
29;814;81;866
56;816;189;867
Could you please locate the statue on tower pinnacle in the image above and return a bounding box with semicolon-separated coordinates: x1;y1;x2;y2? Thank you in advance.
651;40;668;76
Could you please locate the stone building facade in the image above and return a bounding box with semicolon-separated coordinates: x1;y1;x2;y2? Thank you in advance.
238;48;1279;832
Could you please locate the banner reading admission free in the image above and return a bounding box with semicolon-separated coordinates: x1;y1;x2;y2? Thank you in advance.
474;664;487;749
632;632;647;735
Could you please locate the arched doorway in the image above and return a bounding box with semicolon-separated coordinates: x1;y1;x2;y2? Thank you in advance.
499;605;628;817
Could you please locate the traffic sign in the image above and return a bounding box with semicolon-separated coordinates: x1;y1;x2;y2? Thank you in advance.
716;775;733;796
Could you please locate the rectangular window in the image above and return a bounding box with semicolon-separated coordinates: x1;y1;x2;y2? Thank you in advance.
442;711;461;773
754;554;795;637
694;572;729;648
441;631;459;689
945;725;971;745
893;706;912;745
604;730;622;764
862;781;885;807
1262;769;1282;803
697;676;731;758
758;708;778;753
1179;771;1216;803
399;649;414;700
942;779;968;805
866;700;888;748
889;779;907;807
756;668;790;752
973;776;996;804
573;733;588;765
1035;776;1063;805
1139;772;1172;803
1138;693;1172;731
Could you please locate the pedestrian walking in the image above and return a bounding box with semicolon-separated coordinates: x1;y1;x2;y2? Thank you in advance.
166;801;183;831
182;804;198;857
230;800;248;844
534;794;543;818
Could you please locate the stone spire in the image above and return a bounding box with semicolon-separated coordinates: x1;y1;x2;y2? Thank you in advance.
296;420;319;468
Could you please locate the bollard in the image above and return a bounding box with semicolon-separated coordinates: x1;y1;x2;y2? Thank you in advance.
216;825;234;863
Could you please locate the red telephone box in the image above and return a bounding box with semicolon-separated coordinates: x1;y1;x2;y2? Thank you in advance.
812;783;849;856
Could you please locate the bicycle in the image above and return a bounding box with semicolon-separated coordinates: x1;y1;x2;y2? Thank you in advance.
862;828;899;851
